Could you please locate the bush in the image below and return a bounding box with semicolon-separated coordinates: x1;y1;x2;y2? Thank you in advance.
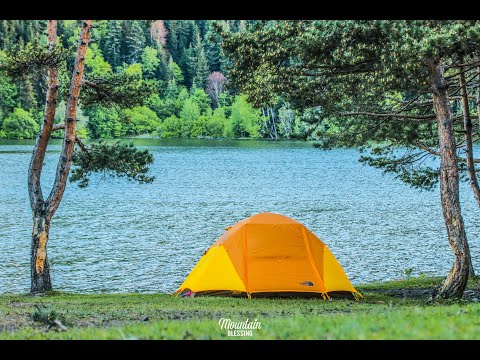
227;95;261;138
191;115;209;138
159;115;182;138
84;106;125;139
122;106;161;135
146;94;179;119
207;107;227;138
1;108;39;139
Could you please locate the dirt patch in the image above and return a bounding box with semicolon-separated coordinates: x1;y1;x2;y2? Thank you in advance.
366;287;480;301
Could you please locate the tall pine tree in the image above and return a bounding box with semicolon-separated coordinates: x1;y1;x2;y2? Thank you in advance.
205;21;222;72
124;20;146;64
102;20;124;69
186;26;209;89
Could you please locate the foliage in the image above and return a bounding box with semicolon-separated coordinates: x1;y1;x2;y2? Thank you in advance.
85;43;112;77
84;106;124;139
0;41;69;78
207;107;227;138
122;106;161;135
141;46;160;79
221;20;480;187
159;115;182;138
1;107;38;139
227;95;261;138
0;20;298;140
70;140;154;188
0;69;17;115
80;72;155;108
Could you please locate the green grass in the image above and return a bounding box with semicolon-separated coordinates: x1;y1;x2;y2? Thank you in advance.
1;276;480;340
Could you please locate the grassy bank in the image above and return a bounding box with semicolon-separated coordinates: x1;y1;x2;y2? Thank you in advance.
1;276;480;340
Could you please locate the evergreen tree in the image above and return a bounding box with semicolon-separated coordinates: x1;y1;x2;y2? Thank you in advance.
124;20;146;64
196;20;208;38
183;44;195;88
102;20;124;69
177;21;195;73
17;78;36;110
165;20;180;61
141;46;160;80
186;28;209;90
192;39;209;89
205;21;223;72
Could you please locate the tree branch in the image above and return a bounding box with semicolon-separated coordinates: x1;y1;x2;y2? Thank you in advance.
415;141;480;163
338;111;437;120
52;124;64;131
74;137;90;159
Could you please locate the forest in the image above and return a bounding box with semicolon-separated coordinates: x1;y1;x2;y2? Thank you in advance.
0;20;305;140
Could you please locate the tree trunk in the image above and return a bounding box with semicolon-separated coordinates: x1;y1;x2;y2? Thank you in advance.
459;63;480;207
269;107;278;140
31;209;52;293
47;20;92;218
27;20;92;294
428;58;470;299
477;52;480;131
28;20;58;294
459;62;477;277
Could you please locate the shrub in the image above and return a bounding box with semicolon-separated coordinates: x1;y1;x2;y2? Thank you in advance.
1;108;39;139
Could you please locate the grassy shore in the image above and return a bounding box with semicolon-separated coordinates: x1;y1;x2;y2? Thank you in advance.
1;276;480;340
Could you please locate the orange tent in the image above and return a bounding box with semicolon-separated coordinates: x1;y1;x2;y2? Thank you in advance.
177;212;360;299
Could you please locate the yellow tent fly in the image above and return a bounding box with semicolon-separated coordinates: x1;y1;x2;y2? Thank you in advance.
177;212;361;300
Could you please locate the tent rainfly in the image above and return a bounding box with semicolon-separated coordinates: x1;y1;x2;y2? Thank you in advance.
177;212;361;300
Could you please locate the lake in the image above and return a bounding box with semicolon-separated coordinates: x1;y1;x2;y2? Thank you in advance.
1;138;479;294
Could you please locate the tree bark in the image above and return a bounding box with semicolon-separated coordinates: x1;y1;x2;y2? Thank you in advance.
31;208;52;293
28;20;58;208
459;62;478;277
29;20;58;294
478;51;480;131
269;107;278;140
428;58;470;299
47;20;92;218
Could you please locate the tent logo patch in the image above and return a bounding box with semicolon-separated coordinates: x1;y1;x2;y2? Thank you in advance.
300;281;314;286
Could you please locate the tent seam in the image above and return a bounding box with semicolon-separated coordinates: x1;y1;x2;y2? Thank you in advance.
301;226;326;293
243;224;250;294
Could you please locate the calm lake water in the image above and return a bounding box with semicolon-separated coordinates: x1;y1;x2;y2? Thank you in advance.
1;138;479;294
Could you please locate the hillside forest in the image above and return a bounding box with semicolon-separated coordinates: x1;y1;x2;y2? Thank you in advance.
0;20;306;140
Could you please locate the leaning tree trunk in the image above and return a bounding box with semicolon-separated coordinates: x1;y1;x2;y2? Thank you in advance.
429;59;470;299
459;62;478;277
29;20;59;294
46;20;92;219
29;20;92;294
